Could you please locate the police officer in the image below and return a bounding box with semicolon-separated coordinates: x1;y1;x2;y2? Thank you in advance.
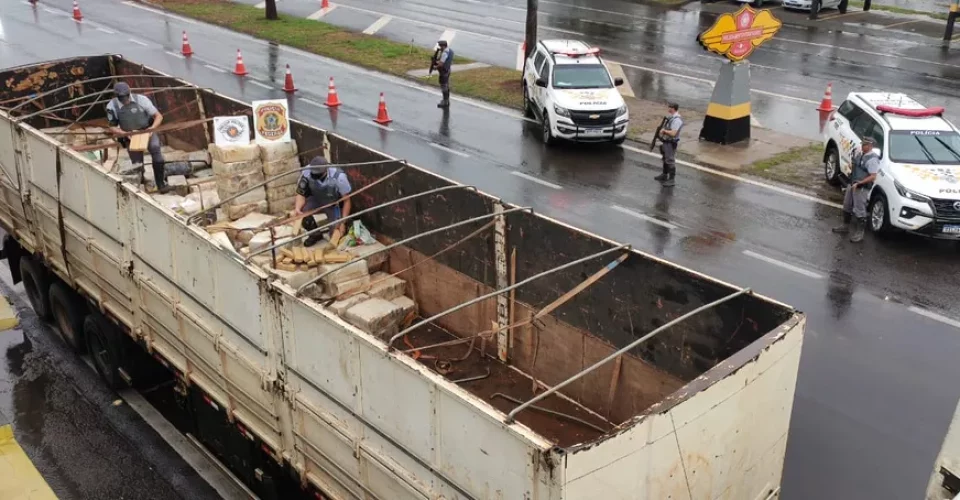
832;137;880;243
106;82;167;190
434;40;453;109
654;103;683;187
294;156;353;247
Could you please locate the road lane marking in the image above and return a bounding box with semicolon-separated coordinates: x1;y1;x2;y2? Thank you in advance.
299;97;325;107
249;80;273;90
204;64;228;73
620;144;844;210
43;7;58;14
908;306;960;330
363;15;393;35
333;2;517;43
255;1;266;7
611;205;676;230
128;38;149;46
165;51;186;60
357;117;393;131
604;62;635;98
96;27;117;34
742;250;823;279
440;29;456;44
308;5;337;19
122;0;201;25
511;171;562;189
884;19;922;29
516;43;525;71
429;142;469;158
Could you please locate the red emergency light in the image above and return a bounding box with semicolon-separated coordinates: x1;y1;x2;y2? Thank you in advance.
876;104;945;117
551;47;601;57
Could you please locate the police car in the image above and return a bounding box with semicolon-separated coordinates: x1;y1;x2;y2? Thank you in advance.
522;40;629;146
823;92;960;239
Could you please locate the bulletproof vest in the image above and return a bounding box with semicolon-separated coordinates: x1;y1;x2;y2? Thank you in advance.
117;97;151;132
851;150;879;183
665;114;682;142
302;167;344;210
441;48;454;72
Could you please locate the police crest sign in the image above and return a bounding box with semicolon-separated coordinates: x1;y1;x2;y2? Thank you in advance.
252;99;291;144
213;116;250;146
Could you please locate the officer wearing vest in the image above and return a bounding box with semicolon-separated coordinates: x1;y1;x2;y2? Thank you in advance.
654;103;683;187
833;137;880;243
106;82;167;190
294;156;353;247
434;40;454;109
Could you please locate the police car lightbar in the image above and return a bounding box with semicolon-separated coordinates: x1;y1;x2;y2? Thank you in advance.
551;47;601;57
876;104;945;117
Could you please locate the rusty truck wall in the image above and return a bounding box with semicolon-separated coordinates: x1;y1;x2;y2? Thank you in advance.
0;56;112;130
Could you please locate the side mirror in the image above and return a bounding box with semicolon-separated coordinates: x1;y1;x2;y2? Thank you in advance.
535;78;547;88
614;77;624;86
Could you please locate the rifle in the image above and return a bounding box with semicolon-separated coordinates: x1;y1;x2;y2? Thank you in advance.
650;116;668;151
428;46;441;77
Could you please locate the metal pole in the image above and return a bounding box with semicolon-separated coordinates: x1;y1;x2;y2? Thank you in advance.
296;206;531;296
16;86;200;121
186;159;402;225
524;0;538;61
387;244;631;349
7;74;195;113
504;287;751;424
247;185;475;261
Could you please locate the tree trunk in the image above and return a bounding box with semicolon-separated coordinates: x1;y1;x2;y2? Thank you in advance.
524;0;537;69
265;0;278;20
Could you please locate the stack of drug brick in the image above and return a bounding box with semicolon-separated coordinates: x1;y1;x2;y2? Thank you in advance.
210;143;267;221
259;142;302;216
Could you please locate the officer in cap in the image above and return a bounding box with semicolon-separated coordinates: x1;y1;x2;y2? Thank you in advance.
832;136;880;243
433;40;454;108
105;82;167;190
294;156;353;247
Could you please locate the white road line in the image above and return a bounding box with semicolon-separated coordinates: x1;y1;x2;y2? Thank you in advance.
515;43;525;71
604;62;634;99
611;205;676;230
204;64;228;73
908;306;960;330
165;51;186;60
751;115;761;127
440;30;456;44
357;117;392;131
121;1;201;25
620;144;843;210
429;142;469;158
742;250;823;279
307;6;337;19
128;38;149;46
43;7;57;14
96;27;117;35
249;81;273;90
334;3;516;44
299;97;325;107
363;15;393;35
511;171;562;190
254;1;266;8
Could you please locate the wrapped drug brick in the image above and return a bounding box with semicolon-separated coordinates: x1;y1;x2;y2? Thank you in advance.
209;143;259;163
258;141;298;163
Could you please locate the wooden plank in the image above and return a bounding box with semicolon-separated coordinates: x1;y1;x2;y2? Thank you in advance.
128;133;150;152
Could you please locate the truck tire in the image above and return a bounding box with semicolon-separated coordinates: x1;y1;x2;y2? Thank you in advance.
869;191;893;235
49;282;87;353
541;113;556;146
84;313;124;390
19;256;51;321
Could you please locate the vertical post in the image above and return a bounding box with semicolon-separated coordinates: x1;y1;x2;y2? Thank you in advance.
265;0;278;20
494;203;510;362
863;0;872;11
945;0;960;43
524;0;538;60
809;0;821;20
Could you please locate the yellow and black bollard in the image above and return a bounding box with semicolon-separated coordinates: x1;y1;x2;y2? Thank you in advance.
945;0;960;43
699;60;751;145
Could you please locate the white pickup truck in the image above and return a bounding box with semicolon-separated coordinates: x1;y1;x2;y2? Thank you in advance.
0;55;806;500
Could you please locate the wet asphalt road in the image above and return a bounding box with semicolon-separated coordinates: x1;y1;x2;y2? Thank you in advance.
0;266;220;499
3;2;960;499
230;0;960;140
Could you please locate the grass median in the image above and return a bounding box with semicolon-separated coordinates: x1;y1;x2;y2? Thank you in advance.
156;0;525;109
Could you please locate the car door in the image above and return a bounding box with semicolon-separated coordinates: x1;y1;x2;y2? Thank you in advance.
534;57;552;114
526;50;547;116
832;101;865;174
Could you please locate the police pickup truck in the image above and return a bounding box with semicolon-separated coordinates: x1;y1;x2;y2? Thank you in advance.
522;40;629;146
823;92;960;239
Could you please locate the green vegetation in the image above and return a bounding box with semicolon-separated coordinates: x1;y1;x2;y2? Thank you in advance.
848;1;949;21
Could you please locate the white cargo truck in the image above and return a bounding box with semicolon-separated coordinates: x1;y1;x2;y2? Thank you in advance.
0;55;806;500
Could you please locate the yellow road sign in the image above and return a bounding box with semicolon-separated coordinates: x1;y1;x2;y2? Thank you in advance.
698;6;782;62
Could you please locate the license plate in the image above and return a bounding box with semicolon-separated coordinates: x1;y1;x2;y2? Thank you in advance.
582;128;606;136
943;225;960;234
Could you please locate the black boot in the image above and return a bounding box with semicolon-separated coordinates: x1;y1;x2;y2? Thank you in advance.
153;162;170;193
655;164;669;182
661;169;676;187
850;217;867;243
301;215;322;247
437;91;450;108
832;211;852;234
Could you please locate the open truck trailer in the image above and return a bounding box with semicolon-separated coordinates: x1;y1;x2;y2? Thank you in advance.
0;55;805;500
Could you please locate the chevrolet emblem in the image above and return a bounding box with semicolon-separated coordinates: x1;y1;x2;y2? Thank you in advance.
589;114;599;119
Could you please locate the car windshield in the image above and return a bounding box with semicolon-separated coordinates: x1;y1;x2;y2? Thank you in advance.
552;64;613;89
889;130;960;165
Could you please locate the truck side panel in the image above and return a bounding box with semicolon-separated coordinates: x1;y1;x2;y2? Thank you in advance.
562;316;804;500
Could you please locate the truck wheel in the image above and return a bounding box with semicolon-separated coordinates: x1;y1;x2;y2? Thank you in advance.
541;113;556;146
49;282;87;353
824;145;841;186
869;192;893;235
523;86;534;119
84;313;124;390
19;256;51;321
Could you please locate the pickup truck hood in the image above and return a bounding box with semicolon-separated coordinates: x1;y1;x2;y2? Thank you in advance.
553;88;624;111
892;163;960;199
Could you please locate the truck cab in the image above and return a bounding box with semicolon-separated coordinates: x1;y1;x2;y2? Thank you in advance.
522;40;629;146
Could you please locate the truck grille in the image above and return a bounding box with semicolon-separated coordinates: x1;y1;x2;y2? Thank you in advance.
568;109;618;127
931;198;960;222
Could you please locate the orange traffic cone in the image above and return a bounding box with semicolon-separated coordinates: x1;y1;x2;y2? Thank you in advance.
181;31;194;57
324;77;341;107
321;0;330;9
234;49;248;76
373;92;392;125
817;82;834;113
283;64;298;93
72;0;82;21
